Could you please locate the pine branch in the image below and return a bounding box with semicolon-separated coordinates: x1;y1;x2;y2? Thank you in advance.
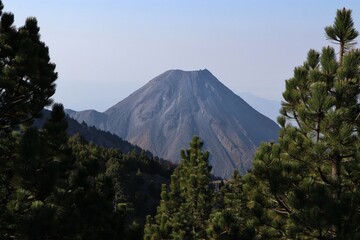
274;194;292;214
317;167;332;185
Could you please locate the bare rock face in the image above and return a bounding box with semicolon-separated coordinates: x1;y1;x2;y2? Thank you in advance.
67;69;279;178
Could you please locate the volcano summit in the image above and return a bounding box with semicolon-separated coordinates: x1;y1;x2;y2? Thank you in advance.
67;69;279;178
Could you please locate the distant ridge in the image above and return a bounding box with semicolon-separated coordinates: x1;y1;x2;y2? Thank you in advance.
35;109;156;157
66;69;280;178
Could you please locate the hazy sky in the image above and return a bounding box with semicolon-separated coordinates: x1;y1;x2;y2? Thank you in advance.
4;1;360;111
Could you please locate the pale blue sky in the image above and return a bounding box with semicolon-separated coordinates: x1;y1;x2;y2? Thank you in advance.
4;1;360;111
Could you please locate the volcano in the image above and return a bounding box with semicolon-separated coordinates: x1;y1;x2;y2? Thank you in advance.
67;69;279;178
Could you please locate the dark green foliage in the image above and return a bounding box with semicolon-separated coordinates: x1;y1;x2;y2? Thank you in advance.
145;141;257;240
1;104;172;239
60;133;122;240
0;104;119;239
145;136;213;240
0;3;172;238
65;116;159;160
0;1;57;131
0;2;58;237
325;8;358;64
248;8;360;239
207;171;255;239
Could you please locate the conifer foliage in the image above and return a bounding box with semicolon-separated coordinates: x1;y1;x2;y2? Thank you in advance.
207;171;255;239
0;2;172;239
0;1;57;130
0;104;122;239
144;136;213;240
249;8;360;239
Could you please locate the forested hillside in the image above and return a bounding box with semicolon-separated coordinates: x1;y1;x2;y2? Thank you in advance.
2;104;174;239
35;109;165;159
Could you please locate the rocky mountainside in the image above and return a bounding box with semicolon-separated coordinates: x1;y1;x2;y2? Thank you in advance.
237;92;281;123
66;69;279;178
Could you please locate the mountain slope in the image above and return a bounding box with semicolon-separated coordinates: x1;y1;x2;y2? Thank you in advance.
237;92;281;123
67;69;279;178
35;109;158;158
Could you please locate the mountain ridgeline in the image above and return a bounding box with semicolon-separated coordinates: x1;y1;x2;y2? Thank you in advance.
67;69;279;178
34;109;154;157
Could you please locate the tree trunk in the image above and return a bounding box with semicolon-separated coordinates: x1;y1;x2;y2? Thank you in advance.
339;42;344;65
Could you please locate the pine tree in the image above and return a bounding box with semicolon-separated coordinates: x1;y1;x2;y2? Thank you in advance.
0;0;57;131
249;8;360;239
63;135;122;240
325;8;358;64
207;171;255;239
2;104;69;239
0;3;57;236
144;136;213;240
0;103;124;239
